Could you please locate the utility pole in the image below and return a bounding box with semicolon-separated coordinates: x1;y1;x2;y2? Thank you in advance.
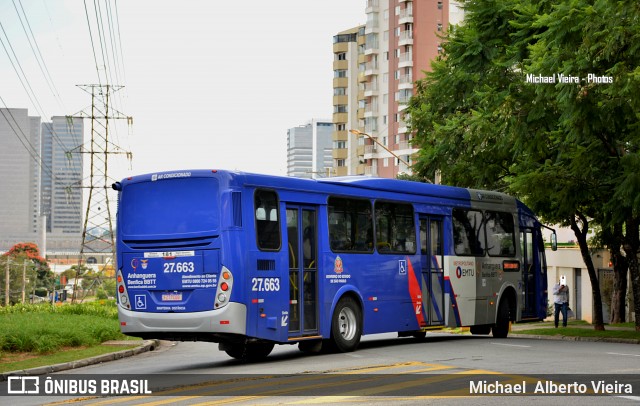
21;260;27;304
68;84;132;303
4;257;9;306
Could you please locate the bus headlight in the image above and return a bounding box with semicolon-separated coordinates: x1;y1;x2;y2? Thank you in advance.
217;293;227;303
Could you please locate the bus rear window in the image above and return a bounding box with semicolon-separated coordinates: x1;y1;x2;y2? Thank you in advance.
121;177;219;236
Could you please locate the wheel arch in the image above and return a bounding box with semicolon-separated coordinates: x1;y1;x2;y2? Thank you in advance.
496;284;518;323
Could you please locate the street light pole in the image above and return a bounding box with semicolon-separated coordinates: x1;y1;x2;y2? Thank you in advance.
349;129;410;167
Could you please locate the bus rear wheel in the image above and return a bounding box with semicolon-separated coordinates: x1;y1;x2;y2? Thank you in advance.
331;296;362;352
221;341;275;361
492;299;511;338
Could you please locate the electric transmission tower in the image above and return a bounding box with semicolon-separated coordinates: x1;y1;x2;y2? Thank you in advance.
68;84;132;302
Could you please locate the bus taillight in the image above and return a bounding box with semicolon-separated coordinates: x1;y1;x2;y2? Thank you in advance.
215;266;234;309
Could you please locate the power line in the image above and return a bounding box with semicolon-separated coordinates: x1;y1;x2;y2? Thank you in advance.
12;0;66;112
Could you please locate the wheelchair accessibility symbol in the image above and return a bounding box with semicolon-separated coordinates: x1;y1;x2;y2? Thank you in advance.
399;260;407;275
135;295;146;309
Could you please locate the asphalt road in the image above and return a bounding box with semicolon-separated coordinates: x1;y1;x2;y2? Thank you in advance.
3;332;640;405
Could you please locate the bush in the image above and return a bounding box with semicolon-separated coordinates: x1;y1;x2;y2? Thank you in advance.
0;300;126;353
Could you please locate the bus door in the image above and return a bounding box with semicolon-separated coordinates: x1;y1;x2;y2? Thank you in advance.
419;216;445;326
286;205;319;338
520;227;546;320
520;229;535;318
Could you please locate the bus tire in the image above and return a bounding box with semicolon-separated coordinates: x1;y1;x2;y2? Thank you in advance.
330;296;362;352
222;342;275;361
492;299;510;338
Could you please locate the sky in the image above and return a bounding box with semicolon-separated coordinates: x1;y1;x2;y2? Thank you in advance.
0;0;365;181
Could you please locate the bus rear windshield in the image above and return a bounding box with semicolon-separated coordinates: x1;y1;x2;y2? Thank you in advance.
120;177;219;237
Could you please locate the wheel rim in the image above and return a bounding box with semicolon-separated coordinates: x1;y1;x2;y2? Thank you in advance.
338;307;357;341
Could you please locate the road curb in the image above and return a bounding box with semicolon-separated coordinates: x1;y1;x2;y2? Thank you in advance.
512;333;640;345
1;339;160;380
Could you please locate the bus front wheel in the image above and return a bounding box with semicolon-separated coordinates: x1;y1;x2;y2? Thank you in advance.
492;299;511;338
330;296;362;352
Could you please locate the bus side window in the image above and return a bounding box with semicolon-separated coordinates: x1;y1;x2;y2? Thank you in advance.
485;211;515;257
374;201;416;254
255;190;281;250
328;197;373;253
452;208;485;256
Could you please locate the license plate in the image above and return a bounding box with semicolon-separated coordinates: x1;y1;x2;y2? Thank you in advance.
162;293;182;301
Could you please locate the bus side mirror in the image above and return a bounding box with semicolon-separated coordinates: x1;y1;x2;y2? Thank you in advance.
551;232;557;251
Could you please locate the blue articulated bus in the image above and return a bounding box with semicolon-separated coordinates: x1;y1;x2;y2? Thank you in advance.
112;170;556;360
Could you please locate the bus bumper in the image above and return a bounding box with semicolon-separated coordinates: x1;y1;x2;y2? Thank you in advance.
118;302;247;338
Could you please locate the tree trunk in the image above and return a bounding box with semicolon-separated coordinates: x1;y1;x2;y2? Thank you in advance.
622;216;640;332
570;213;605;330
610;249;628;324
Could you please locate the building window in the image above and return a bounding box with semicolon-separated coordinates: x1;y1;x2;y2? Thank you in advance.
437;23;443;32
336;123;346;131
336;159;346;167
336;52;347;61
334;87;347;96
438;1;443;10
334;69;347;78
334;105;348;113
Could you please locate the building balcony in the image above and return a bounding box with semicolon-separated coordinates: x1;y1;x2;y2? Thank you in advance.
332;149;348;159
398;74;413;89
364;165;378;177
333;130;348;141
398;30;413;46
333;60;349;71
398;52;413;69
333;77;349;88
399;9;413;25
334;166;348;177
365;0;379;13
333;112;348;123
357;145;365;157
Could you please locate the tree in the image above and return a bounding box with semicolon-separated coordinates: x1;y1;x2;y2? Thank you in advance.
407;0;640;330
2;242;52;304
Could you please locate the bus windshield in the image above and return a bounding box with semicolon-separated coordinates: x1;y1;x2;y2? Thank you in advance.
120;177;219;237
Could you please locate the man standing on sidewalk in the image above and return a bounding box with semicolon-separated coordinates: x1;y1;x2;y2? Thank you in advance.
553;276;570;328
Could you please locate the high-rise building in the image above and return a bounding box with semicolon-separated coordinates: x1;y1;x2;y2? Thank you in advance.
287;119;333;179
333;0;464;178
0;108;42;250
41;117;83;239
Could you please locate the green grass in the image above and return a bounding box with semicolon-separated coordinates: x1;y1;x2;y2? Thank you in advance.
0;300;143;373
0;344;139;373
512;323;640;340
0;300;133;354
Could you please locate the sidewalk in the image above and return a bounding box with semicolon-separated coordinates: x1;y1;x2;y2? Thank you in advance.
510;321;640;345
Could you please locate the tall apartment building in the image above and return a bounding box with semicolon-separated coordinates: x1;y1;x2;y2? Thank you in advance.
287;119;333;179
333;0;464;178
0;108;84;252
41;116;83;247
0;108;43;250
